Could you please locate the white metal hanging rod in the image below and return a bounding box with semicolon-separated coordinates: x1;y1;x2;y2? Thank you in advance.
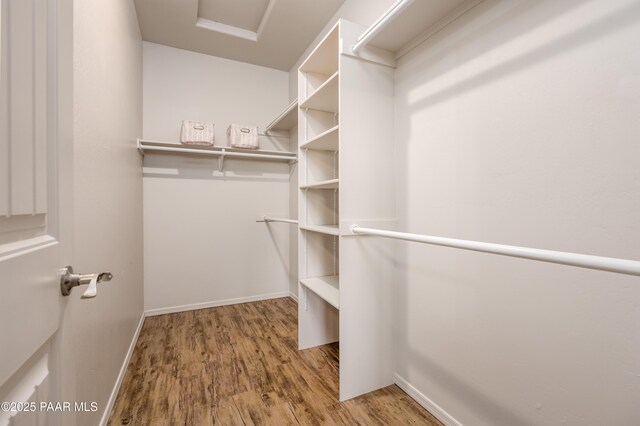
263;216;298;225
258;132;290;138
264;99;298;133
350;225;640;277
351;0;415;55
139;145;297;161
224;150;295;160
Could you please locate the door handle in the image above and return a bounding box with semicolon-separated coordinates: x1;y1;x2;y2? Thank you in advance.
60;266;113;298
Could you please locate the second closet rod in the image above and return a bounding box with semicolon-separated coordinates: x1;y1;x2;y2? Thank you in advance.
258;132;289;138
264;216;298;225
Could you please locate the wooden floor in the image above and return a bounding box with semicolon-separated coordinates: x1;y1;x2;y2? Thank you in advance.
108;298;442;425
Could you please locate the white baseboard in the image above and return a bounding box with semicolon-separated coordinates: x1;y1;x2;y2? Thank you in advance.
289;291;298;303
100;312;146;426
144;291;290;317
394;373;462;426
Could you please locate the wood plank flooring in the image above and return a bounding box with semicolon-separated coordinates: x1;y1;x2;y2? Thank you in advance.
108;298;442;425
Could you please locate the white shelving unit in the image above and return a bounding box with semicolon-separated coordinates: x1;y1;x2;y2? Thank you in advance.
297;20;396;402
299;224;340;236
300;275;340;309
299;71;339;113
300;125;339;151
365;0;478;58
137;139;297;161
138;139;297;175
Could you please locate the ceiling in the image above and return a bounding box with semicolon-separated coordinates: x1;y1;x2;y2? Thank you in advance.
198;0;271;33
134;0;345;71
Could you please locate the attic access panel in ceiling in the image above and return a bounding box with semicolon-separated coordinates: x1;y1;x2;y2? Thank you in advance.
198;0;270;32
196;0;274;42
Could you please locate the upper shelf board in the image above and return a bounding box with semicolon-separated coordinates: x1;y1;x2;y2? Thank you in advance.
366;0;478;56
301;125;339;151
300;224;340;236
265;99;298;132
300;275;340;310
299;23;339;75
300;71;339;113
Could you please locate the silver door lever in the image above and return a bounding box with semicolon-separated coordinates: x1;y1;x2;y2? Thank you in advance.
60;266;113;298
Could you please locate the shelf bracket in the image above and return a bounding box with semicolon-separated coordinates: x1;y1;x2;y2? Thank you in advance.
215;149;225;176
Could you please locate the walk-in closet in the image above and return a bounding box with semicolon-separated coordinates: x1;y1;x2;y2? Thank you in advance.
1;0;638;425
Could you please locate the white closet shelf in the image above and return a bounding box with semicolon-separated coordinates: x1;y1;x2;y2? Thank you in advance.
301;125;339;151
300;224;340;236
300;275;340;309
300;178;339;190
300;71;339;113
300;24;339;75
265;99;298;132
137;139;297;162
366;0;476;57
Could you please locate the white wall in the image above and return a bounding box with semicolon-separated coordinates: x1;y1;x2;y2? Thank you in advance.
143;43;293;312
71;0;143;425
394;0;640;425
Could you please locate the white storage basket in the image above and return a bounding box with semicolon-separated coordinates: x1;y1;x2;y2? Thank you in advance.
180;120;215;146
227;124;259;150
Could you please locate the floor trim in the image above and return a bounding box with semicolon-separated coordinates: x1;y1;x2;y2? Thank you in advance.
289;291;298;303
100;312;146;426
394;373;462;426
144;291;290;317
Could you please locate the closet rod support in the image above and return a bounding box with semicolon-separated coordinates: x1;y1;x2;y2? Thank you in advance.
217;150;225;174
263;216;298;225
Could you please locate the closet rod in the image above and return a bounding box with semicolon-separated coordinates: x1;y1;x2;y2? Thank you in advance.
140;145;296;161
263;216;298;225
350;225;640;277
351;0;415;54
258;132;290;139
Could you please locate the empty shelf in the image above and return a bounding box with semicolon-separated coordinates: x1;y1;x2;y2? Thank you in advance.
265;99;298;132
300;224;339;236
300;275;340;309
300;178;339;190
367;0;472;55
299;24;339;75
301;125;339;151
300;71;339;113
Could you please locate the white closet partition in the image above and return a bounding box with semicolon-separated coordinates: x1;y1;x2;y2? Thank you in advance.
297;19;396;401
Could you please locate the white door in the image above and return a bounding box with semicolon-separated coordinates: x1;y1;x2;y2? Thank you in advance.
0;0;73;424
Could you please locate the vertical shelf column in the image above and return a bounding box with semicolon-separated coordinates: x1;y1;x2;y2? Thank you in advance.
297;19;397;403
297;22;341;351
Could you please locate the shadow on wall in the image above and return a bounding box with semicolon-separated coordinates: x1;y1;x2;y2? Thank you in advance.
403;344;534;426
265;223;290;272
393;248;550;426
400;0;640;113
